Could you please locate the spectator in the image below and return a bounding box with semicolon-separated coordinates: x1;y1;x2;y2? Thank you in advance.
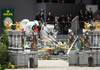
55;16;59;24
66;16;71;29
88;8;93;23
58;15;66;34
69;13;73;21
34;10;45;23
38;9;45;23
46;12;54;24
84;10;89;22
79;9;85;34
34;12;40;21
79;9;84;21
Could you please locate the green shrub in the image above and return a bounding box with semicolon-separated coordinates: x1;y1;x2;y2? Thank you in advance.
0;32;8;47
0;32;9;69
0;42;9;65
0;64;3;70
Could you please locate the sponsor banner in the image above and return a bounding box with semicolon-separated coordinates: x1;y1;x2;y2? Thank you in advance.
1;9;14;30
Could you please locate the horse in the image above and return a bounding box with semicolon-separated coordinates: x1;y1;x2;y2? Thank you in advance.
40;23;58;43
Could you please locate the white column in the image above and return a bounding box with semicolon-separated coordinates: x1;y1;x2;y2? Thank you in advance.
12;35;14;47
92;34;94;46
99;35;100;46
96;34;98;46
19;35;21;48
16;35;17;48
8;35;11;47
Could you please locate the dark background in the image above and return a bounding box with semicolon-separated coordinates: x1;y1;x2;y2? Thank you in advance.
0;0;94;21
